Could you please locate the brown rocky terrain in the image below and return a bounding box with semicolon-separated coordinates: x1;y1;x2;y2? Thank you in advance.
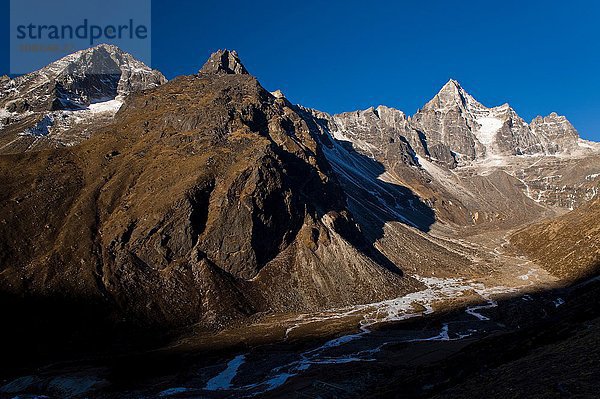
0;50;421;354
511;196;600;280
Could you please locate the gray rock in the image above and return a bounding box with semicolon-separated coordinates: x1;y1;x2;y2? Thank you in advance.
411;79;482;163
409;79;583;165
199;49;249;75
530;112;580;154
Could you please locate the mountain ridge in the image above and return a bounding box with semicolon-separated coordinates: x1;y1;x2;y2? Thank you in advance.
0;47;598;365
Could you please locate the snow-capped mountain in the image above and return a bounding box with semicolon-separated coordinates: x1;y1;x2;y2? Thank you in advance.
1;43;165;112
411;79;587;166
295;79;599;215
301;80;592;175
0;44;166;152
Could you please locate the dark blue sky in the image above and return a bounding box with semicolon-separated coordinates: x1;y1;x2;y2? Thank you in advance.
2;0;600;140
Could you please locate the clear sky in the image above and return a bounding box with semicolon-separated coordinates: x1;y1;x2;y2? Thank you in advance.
2;0;599;141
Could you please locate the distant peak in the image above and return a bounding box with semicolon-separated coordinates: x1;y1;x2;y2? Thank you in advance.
422;78;483;112
438;79;469;97
199;49;249;75
532;112;568;124
63;43;126;59
442;78;462;89
91;43;122;52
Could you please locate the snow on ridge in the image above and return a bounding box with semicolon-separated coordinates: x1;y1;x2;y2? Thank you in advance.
0;108;11;119
18;99;123;138
578;138;600;151
88;99;123;114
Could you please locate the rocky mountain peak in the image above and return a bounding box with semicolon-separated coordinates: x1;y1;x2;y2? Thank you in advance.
1;44;166;113
440;78;462;93
535;112;568;123
530;112;576;132
529;112;580;153
422;79;484;114
199;49;249;75
410;79;586;163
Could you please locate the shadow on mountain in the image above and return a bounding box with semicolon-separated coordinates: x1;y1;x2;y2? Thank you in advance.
301;110;436;241
1;268;599;397
0;292;176;377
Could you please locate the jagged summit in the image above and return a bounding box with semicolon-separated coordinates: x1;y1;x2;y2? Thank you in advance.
409;78;588;162
530;111;580;153
199;49;249;75
440;78;463;93
0;44;167;152
1;44;166;112
422;79;485;113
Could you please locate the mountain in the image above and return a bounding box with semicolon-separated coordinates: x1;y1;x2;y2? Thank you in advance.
299;79;599;216
1;44;165;112
529;112;581;154
199;49;249;75
0;44;166;153
410;79;592;168
0;49;417;342
0;47;599;383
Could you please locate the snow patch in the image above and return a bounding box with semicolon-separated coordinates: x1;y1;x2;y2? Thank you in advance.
205;355;246;391
578;138;599;150
553;298;565;308
21;114;54;136
465;300;497;321
88;99;123;114
475;116;503;148
159;387;196;397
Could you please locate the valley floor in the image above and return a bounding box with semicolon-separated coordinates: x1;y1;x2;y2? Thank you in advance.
3;220;597;399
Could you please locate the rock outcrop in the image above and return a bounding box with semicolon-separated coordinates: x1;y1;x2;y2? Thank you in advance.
199;49;249;75
530;112;580;154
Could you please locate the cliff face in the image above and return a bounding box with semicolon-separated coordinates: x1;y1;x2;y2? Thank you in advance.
410;80;582;167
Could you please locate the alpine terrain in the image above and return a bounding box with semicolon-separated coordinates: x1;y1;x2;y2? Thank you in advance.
0;47;598;399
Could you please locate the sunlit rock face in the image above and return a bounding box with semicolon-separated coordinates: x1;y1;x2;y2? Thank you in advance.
410;79;580;167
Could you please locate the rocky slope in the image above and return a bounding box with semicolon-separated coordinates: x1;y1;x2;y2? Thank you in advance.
511;196;600;280
298;105;550;233
0;50;417;345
